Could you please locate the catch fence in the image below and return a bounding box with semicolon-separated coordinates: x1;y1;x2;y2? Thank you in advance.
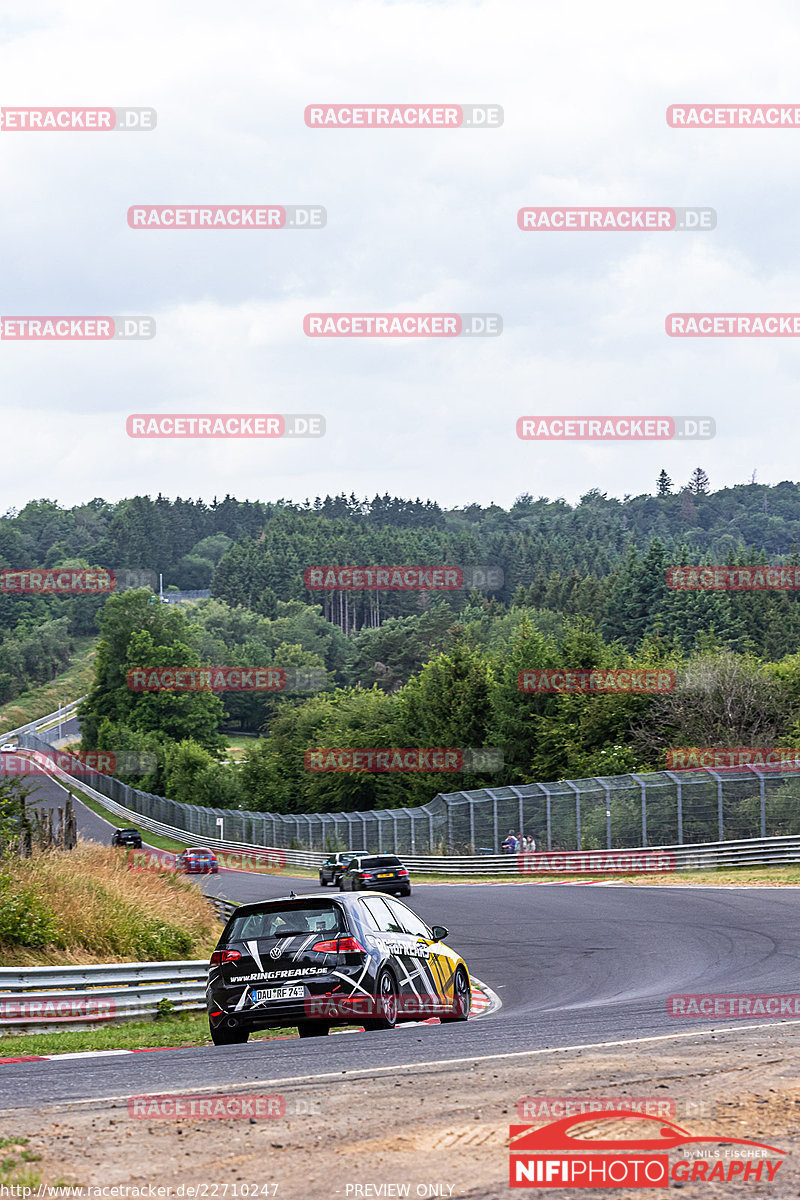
18;733;800;856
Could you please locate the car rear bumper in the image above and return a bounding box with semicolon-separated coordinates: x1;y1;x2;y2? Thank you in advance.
358;880;410;893
207;974;375;1029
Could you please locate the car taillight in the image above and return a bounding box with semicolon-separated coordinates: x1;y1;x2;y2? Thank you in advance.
210;949;241;965
397;869;409;875
311;936;365;953
359;872;374;879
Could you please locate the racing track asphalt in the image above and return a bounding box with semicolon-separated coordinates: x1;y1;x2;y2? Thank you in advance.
3;786;800;1109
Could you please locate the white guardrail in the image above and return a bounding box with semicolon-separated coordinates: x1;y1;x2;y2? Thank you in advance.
0;960;210;1034
1;698;84;742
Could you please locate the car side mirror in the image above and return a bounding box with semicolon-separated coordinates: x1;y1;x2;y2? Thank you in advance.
430;925;448;941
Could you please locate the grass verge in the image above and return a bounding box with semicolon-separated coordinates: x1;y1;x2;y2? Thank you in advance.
0;1136;41;1189
0;637;96;734
0;843;221;965
0;1014;293;1057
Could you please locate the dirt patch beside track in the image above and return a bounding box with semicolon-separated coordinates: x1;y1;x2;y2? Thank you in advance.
3;1023;800;1198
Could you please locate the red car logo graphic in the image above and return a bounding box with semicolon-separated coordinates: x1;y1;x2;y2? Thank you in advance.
510;1111;785;1156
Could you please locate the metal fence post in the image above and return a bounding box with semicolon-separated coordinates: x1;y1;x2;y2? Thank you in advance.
539;783;552;850
565;781;580;850
631;774;647;847
663;771;684;844
706;769;724;841
448;801;454;852
596;779;612;848
492;793;498;853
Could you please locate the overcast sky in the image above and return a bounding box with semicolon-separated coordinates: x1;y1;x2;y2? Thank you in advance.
1;0;798;512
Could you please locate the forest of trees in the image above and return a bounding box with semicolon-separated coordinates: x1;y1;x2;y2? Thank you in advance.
4;479;800;816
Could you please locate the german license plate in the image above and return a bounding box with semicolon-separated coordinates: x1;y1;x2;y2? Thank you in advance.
251;985;304;1002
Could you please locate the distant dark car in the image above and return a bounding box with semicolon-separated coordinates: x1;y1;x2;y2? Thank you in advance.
206;891;471;1044
178;846;219;874
318;852;356;887
339;854;410;897
112;828;142;848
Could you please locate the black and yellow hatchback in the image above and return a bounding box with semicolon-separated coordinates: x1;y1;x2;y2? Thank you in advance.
206;891;471;1045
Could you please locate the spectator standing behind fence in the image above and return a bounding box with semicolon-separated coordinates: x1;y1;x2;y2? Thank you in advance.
501;830;518;853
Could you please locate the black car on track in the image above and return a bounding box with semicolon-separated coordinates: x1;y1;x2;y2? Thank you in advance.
206;891;471;1045
339;854;411;896
111;827;143;848
318;852;356;887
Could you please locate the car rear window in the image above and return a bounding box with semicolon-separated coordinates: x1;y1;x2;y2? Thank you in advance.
226;903;347;942
359;856;402;869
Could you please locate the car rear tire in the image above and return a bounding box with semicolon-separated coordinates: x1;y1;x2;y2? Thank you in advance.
209;1022;250;1045
440;966;471;1023
297;1021;330;1038
363;969;398;1031
319;876;327;886
398;888;411;897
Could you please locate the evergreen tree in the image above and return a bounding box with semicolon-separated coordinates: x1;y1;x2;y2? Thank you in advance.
656;470;672;497
688;468;710;495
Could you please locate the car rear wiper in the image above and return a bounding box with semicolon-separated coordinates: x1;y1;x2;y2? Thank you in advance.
271;930;311;938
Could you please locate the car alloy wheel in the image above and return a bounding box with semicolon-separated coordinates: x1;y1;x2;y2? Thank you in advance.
364;968;398;1031
441;966;471;1023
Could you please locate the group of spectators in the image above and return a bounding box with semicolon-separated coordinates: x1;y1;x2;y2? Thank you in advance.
501;830;536;854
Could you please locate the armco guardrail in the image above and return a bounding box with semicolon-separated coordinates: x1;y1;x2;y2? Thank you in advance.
1;698;84;742
0;960;208;1033
16;745;800;875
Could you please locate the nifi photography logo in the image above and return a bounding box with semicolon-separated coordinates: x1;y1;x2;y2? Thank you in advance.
509;1109;785;1188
